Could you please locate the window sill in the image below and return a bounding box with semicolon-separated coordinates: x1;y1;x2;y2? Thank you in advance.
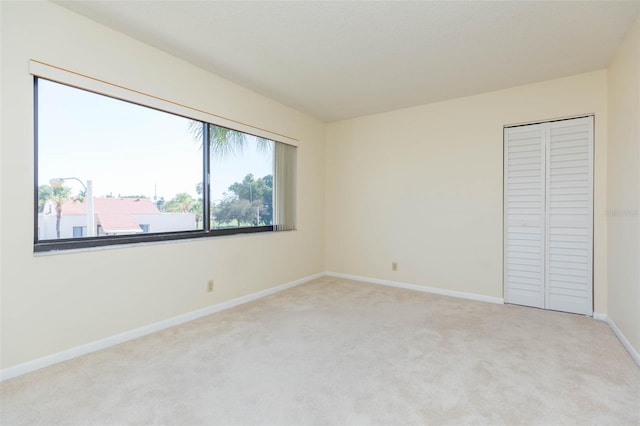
33;226;279;255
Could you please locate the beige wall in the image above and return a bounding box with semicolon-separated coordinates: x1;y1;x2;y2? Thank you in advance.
326;71;608;311
0;1;325;369
607;16;640;353
2;0;637;373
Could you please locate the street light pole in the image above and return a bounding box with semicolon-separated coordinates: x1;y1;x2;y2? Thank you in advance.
86;180;95;237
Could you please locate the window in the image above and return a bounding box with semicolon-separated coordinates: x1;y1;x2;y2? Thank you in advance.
33;64;296;252
72;226;86;238
209;127;274;229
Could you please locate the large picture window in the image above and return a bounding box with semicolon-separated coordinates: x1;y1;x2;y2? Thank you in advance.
34;72;296;252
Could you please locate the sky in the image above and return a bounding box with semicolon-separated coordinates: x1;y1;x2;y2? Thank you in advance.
37;79;273;203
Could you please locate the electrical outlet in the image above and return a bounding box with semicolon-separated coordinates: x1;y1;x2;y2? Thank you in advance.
207;280;214;292
392;262;398;271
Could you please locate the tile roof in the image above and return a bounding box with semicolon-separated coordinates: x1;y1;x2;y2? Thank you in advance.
60;197;160;234
61;197;160;215
96;213;143;234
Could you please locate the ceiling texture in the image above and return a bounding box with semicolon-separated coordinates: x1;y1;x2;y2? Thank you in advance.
56;1;640;122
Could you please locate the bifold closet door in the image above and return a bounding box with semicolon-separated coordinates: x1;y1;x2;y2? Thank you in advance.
545;117;593;315
504;124;546;309
504;117;593;316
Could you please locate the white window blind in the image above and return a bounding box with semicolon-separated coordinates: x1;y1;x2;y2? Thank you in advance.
274;142;297;231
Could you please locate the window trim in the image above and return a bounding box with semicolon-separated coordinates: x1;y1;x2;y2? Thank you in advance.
32;61;297;253
28;60;298;147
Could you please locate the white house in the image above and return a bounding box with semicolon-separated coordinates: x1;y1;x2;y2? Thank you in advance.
38;197;196;239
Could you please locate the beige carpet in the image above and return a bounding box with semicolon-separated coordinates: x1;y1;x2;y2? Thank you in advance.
1;276;639;425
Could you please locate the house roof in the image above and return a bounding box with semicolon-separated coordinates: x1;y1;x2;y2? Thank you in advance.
60;198;160;234
61;197;160;215
96;213;143;234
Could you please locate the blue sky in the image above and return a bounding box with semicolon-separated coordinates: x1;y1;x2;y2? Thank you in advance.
37;79;273;203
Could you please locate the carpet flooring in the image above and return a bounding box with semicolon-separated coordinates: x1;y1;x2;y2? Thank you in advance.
1;276;639;425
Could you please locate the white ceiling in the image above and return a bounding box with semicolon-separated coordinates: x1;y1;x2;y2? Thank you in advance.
56;1;640;122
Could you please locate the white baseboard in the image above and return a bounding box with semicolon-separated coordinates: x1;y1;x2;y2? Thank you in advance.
325;271;504;304
6;273;634;382
592;312;608;321
593;313;640;368
0;272;324;382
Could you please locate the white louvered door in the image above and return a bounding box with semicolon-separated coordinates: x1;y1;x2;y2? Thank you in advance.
504;116;593;316
545;118;593;315
504;124;546;309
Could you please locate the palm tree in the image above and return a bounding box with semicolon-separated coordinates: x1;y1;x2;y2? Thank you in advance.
164;192;203;229
165;192;196;213
39;184;72;239
191;200;203;229
188;121;272;159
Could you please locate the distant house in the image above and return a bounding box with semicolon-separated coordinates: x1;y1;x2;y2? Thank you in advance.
39;197;196;240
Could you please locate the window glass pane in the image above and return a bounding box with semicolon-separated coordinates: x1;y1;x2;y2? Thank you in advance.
37;79;203;241
209;125;274;229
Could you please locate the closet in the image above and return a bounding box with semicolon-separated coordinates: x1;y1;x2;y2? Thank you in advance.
504;116;593;315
